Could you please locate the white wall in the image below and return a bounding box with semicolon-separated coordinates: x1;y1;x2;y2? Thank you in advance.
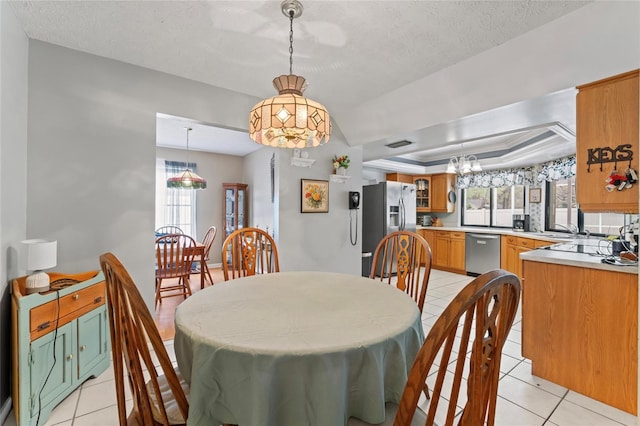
275;125;363;274
243;147;276;234
156;146;245;264
340;1;640;146
362;167;386;185
27;41;257;309
0;1;28;418
27;41;366;309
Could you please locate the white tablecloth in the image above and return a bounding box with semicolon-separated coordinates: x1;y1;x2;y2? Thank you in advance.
174;271;424;426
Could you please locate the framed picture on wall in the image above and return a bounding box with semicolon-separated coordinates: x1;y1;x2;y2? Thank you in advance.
529;188;542;203
301;179;329;213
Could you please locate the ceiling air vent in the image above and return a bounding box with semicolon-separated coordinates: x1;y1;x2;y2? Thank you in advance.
385;140;413;149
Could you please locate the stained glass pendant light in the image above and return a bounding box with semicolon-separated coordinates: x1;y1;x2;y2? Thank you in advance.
166;127;207;190
249;0;331;148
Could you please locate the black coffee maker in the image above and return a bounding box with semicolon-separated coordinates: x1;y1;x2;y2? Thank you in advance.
512;214;530;232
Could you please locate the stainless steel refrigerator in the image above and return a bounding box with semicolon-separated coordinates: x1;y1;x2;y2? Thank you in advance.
362;181;416;275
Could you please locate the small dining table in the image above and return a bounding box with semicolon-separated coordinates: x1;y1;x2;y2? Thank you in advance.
186;243;206;289
174;271;424;426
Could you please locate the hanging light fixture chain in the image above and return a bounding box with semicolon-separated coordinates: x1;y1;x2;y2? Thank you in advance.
288;10;294;75
185;127;192;168
248;0;331;148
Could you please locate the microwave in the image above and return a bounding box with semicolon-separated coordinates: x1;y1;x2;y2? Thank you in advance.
512;214;530;232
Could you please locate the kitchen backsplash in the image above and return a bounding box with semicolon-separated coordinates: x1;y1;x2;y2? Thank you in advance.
417;212;457;227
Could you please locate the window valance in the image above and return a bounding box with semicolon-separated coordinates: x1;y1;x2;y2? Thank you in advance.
535;155;576;182
455;155;576;189
456;167;535;189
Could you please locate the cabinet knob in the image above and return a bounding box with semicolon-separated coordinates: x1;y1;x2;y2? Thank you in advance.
67;354;73;361
73;294;80;301
80;345;87;351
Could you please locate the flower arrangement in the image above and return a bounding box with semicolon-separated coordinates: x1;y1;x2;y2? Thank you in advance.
304;182;326;209
332;154;350;170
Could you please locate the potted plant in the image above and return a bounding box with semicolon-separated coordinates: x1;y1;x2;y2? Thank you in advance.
332;155;350;175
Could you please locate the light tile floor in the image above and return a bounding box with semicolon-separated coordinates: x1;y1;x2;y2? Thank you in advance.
4;270;638;426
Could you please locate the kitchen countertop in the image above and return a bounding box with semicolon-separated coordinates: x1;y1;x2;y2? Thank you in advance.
520;241;638;274
416;226;638;274
416;226;568;243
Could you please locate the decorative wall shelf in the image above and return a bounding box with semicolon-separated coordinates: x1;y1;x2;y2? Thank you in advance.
290;157;316;168
330;174;351;183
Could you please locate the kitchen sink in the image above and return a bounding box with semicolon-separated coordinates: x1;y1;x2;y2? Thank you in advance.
539;240;612;255
528;232;584;240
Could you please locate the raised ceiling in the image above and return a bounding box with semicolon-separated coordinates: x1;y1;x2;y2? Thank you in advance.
9;1;640;172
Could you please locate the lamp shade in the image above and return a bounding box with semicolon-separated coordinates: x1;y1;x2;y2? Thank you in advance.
167;169;207;189
249;75;331;148
21;239;57;294
22;239;57;271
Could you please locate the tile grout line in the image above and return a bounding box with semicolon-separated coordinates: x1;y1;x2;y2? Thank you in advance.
541;389;569;425
70;384;82;426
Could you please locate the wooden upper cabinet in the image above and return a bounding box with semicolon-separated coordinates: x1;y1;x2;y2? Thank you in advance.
430;173;455;213
386;173;414;184
576;69;639;213
413;175;431;212
388;173;455;212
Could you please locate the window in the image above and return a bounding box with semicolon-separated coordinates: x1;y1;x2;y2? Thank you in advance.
155;159;197;237
546;178;625;235
494;185;525;227
462;185;525;227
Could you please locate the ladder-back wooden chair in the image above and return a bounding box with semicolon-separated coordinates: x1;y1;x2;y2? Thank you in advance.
222;227;280;281
350;269;521;426
370;230;432;313
155;226;184;237
155;234;197;305
100;252;190;425
193;225;217;288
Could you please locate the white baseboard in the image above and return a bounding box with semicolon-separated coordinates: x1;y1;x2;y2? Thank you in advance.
0;397;12;424
208;262;222;269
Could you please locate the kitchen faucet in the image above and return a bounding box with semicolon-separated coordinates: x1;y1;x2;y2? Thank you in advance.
555;223;579;237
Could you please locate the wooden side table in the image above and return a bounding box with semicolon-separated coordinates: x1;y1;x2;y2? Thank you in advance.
11;271;110;426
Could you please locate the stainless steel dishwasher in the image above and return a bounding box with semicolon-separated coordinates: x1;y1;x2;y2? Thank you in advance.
465;233;501;276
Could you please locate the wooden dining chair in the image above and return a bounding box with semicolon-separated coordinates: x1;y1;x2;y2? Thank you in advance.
100;252;190;426
222;227;280;281
155;233;197;305
370;230;432;313
155;225;184;236
193;225;217;288
350;269;521;426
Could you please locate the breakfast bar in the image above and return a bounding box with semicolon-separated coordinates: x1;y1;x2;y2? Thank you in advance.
520;246;638;415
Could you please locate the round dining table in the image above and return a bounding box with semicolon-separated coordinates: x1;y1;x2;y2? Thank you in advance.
174;271;425;426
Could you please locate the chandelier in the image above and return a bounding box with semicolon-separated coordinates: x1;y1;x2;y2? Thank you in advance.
446;154;482;175
167;127;207;190
248;0;331;148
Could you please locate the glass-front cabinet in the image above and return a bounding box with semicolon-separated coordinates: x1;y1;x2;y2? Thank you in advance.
224;183;248;239
414;176;431;212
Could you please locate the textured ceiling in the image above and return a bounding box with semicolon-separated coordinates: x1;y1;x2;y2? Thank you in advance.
11;1;587;107
11;0;627;172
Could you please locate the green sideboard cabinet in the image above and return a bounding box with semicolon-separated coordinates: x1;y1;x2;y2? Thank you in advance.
11;271;110;426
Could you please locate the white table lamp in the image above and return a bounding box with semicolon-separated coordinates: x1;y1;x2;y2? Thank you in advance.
22;239;57;294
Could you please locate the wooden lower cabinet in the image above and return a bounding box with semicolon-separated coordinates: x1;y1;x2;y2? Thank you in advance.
430;230;465;273
500;235;554;280
522;261;637;414
419;229;436;266
12;272;110;426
